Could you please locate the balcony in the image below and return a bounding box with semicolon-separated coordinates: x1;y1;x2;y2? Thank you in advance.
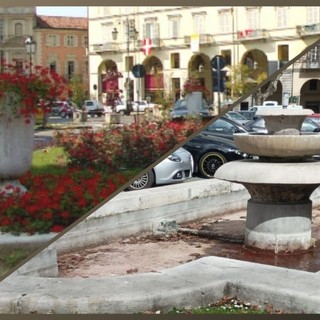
184;33;214;45
297;23;320;36
301;60;320;70
237;29;267;41
92;42;118;53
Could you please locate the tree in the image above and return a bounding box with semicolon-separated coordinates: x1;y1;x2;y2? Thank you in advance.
69;76;88;109
225;64;269;104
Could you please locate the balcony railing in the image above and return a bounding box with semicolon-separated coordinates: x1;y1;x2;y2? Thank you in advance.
184;33;214;45
297;23;320;36
302;60;320;69
237;29;267;41
92;42;118;53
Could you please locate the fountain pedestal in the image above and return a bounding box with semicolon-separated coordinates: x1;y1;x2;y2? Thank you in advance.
215;109;320;254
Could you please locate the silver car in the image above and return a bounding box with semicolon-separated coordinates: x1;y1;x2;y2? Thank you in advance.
127;147;194;190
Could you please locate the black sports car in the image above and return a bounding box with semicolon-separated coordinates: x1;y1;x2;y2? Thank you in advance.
183;133;251;179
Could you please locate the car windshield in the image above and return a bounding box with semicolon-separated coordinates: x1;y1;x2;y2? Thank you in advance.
206;118;242;134
228;112;247;120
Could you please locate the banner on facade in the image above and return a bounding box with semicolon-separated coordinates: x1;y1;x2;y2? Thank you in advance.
190;34;200;53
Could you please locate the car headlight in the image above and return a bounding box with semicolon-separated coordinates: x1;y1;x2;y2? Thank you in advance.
168;153;182;162
234;149;248;157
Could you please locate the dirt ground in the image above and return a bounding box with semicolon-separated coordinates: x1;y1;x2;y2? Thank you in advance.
58;209;320;278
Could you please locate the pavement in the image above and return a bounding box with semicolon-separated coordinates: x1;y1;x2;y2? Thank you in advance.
1;179;320;314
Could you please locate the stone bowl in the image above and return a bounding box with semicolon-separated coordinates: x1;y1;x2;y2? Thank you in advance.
233;133;320;160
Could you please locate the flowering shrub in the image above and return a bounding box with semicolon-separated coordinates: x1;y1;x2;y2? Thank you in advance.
0;169;128;235
0;62;68;119
0;117;206;235
182;77;210;98
54;118;204;171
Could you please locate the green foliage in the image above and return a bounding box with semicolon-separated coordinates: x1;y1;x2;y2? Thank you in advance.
225;64;267;100
69;76;89;108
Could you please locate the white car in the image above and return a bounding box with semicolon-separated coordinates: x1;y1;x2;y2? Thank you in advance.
127;147;194;190
115;100;155;115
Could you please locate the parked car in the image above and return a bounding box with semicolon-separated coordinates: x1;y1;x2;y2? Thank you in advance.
244;116;320;133
170;98;211;119
307;113;320;125
224;111;250;125
183;133;251;179
83;100;105;117
237;110;257;121
50;101;69;116
127;147;194;191
201;116;249;140
115;100;155;115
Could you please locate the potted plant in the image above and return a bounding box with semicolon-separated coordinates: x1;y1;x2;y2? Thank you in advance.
182;77;209;114
0;62;68;195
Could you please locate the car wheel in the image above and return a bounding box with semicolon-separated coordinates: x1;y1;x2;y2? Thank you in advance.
59;111;67;118
198;152;227;179
119;110;125;116
127;170;155;191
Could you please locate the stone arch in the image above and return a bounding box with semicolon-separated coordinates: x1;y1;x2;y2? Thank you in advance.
241;49;268;80
300;79;320;113
98;60;123;106
187;53;212;102
142;55;164;102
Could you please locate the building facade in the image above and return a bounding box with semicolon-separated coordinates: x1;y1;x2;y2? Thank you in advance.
88;6;320;111
0;7;89;99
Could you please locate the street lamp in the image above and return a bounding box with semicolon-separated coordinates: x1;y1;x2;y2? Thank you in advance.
25;36;36;75
112;18;138;114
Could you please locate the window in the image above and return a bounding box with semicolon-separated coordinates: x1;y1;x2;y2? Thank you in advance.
102;23;113;43
46;34;59;47
278;45;289;62
276;7;289;28
170;53;180;68
0;20;3;43
67;61;75;80
14;23;23;36
306;7;320;24
246;7;260;30
168;15;180;38
221;50;231;65
192;13;206;34
65;35;78;47
144;19;159;40
218;9;231;33
82;35;88;47
49;61;57;73
125;56;133;72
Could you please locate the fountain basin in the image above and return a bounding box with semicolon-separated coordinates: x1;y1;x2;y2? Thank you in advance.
233;133;320;160
256;109;314;133
215;160;320;253
215;160;320;185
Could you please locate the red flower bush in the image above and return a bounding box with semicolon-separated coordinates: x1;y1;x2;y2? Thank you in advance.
0;62;68;119
0;169;127;235
0;117;207;235
54;118;204;171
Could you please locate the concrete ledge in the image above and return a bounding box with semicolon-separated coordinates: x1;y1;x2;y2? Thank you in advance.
53;179;250;253
1;256;320;314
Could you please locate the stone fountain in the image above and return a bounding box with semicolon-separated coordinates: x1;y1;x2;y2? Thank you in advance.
215;108;320;254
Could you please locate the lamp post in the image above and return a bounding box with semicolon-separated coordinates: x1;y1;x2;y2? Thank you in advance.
112;18;138;115
25;36;36;75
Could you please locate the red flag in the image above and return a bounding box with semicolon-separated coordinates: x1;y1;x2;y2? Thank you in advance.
142;38;153;56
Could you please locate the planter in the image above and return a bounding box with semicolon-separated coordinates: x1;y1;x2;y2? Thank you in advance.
185;91;203;114
0;98;34;195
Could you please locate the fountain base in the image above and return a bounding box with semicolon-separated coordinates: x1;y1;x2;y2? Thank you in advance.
245;199;313;253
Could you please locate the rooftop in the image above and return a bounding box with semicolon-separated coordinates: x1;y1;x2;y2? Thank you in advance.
36;15;88;30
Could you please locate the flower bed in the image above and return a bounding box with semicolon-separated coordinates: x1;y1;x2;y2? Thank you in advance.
0;118;206;235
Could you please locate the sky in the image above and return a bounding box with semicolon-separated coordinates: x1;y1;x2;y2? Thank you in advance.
36;6;88;17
